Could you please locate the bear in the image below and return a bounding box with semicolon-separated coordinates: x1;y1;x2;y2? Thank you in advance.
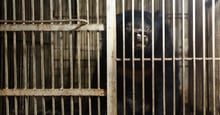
92;10;181;115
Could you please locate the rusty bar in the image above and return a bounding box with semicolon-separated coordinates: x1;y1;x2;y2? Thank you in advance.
0;19;88;23
0;24;105;31
192;0;196;114
49;0;56;115
31;0;37;114
151;0;155;114
212;0;216;114
172;0;177;114
12;0;18;114
131;1;135;115
40;0;46;114
76;0;83;114
21;0;29;114
182;0;186;114
12;0;17;90
3;1;9;115
3;0;9;114
202;0;207;115
58;1;64;89
141;0;145;115
162;0;166;114
0;89;106;96
58;0;65;114
106;0;117;114
122;0;126;114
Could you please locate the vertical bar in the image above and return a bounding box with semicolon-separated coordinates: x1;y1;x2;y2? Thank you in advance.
162;0;166;114
151;0;155;115
21;0;28;114
182;0;186;114
131;0;135;114
106;0;117;114
122;0;126;115
202;0;207;115
3;0;9;114
68;0;74;115
76;0;82;114
58;0;63;88
87;31;92;115
40;0;46;114
192;0;197;114
58;0;65;114
50;0;55;115
211;0;216;114
141;0;145;115
172;0;176;114
96;0;101;114
77;32;82;115
12;0;18;114
85;1;92;115
31;0;37;114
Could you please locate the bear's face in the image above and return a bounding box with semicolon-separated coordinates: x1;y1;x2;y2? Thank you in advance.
123;22;152;57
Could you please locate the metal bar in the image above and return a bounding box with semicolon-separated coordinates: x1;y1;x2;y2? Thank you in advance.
86;1;92;114
106;0;117;114
96;0;101;114
0;19;88;23
182;0;186;114
88;31;92;115
12;0;18;114
21;0;29;114
131;1;135;115
76;0;82;114
31;0;37;115
0;89;106;96
192;0;196;114
122;0;126;115
77;31;82;115
172;0;176;114
68;0;74;115
202;0;207;115
3;0;9;115
115;57;220;61
58;0;63;89
58;0;65;114
151;0;155;115
49;0;56;115
0;24;104;31
212;0;216;114
21;0;29;115
141;0;145;115
162;0;166;114
40;0;46;114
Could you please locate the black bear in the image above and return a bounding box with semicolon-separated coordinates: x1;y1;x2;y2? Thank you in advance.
92;10;181;115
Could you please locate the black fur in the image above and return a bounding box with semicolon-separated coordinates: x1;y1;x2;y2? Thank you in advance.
92;10;181;115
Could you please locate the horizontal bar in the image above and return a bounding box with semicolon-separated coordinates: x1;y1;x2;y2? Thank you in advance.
0;24;104;31
0;19;88;23
116;57;220;61
0;89;106;96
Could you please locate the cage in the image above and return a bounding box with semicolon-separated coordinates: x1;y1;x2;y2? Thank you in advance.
0;0;220;115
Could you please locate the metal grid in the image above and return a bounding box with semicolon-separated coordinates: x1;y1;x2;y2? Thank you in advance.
0;0;108;115
0;0;220;115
